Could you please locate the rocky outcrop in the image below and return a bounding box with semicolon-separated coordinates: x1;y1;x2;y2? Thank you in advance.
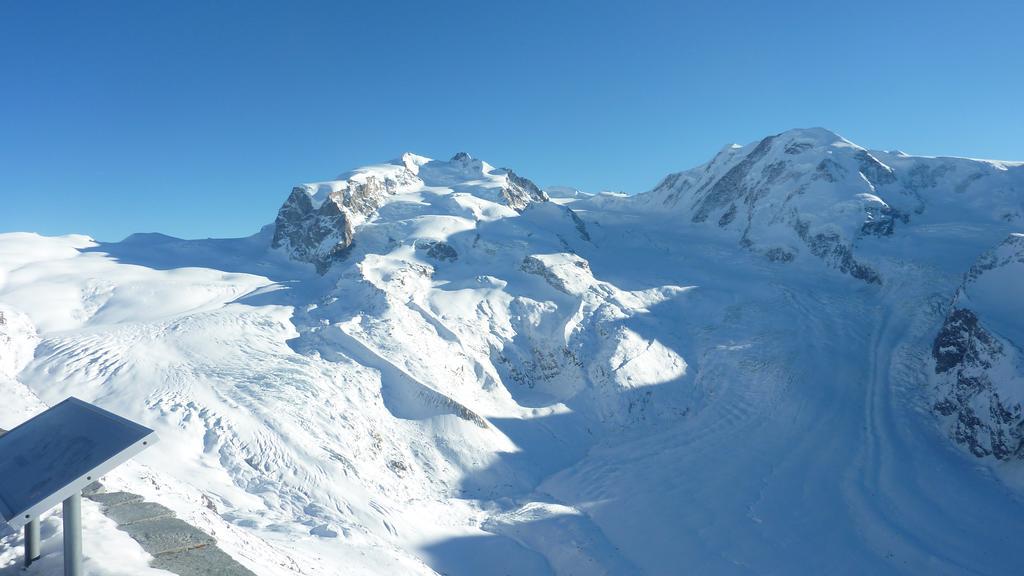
568;208;591;242
416;240;458;262
690;135;777;224
931;234;1024;460
793;219;881;284
520;253;591;295
496;168;550;212
271;186;356;274
931;308;1019;458
271;167;421;273
860;202;908;237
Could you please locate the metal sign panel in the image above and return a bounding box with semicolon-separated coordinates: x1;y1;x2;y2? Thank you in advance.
0;397;157;530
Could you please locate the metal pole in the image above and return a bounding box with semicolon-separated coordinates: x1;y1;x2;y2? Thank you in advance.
63;492;83;576
24;517;40;566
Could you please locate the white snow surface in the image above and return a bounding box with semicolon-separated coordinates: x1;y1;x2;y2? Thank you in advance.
956;233;1024;348
1;129;1024;575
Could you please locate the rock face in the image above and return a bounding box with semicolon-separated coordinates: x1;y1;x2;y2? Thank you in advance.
496;167;550;211
416;240;458;262
271;153;548;273
625;127;1023;283
271;160;422;274
931;234;1024;459
271;186;356;274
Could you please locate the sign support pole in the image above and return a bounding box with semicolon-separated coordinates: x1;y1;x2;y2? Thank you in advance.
0;397;157;572
24;517;40;566
63;492;82;576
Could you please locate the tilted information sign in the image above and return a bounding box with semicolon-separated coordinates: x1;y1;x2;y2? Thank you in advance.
0;397;158;530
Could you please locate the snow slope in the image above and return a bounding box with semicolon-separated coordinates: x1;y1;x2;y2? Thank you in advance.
1;130;1023;575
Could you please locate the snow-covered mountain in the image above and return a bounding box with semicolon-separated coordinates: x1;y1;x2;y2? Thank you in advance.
595;127;1024;284
1;129;1023;576
271;152;549;273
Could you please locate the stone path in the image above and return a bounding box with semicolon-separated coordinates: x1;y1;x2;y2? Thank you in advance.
83;482;255;576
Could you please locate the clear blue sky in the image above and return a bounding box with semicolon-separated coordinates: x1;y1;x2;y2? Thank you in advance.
2;0;1022;241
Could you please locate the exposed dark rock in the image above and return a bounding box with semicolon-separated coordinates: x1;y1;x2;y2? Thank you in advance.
650;172;693;207
931;306;1019;459
855;150;897;185
906;163;955;192
931;236;1024;461
496;168;550;212
718;204;738;227
814;159;845;183
761;161;787;184
691;135;776;223
764;247;795;262
932;308;999;374
520;255;589;294
955;172;985;194
794;220;881;284
860;203;909;237
567;208;591;241
271;186;355;274
417;240;459;262
784;141;813;155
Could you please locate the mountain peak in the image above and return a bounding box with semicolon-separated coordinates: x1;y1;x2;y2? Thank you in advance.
765;127;860;157
396;152;431;174
436;151;492;176
271;151;551;272
627;127;1024;285
714;128;852;161
774;126;848;144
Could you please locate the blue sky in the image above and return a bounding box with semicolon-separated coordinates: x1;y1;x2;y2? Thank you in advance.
2;0;1022;241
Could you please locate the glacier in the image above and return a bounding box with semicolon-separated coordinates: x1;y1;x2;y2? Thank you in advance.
1;129;1023;575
